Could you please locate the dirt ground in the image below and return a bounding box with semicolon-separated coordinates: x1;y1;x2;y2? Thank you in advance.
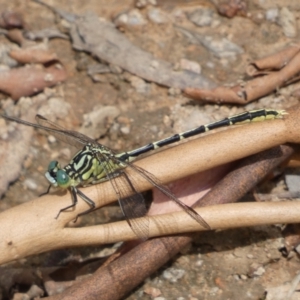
1;0;300;299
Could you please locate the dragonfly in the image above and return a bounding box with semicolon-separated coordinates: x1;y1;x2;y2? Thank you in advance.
0;108;287;239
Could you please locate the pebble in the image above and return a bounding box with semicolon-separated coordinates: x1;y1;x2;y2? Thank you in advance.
48;135;56;144
195;259;204;267
295;244;300;255
129;75;150;94
18;97;33;115
180;58;201;74
143;286;161;297
277;7;297;38
147;8;169;24
136;0;147;8
114;9;147;27
285;174;300;193
240;274;248;280
136;0;157;8
253;266;265;276
199;35;244;58
233;274;240;281
162;267;185;283
265;7;279;22
209;287;220;295
37;97;71;120
187;8;215;27
120;126;130;135
23;178;38;191
168;87;181;96
81;106;120;139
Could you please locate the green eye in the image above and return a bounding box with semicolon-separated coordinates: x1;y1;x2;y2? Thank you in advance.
56;170;70;187
48;161;58;172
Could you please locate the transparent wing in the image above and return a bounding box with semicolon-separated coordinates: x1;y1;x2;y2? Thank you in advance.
35;114;96;148
113;172;149;239
121;161;211;230
96;152;149;239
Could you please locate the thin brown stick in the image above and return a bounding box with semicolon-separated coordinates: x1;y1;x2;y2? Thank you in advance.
185;45;300;104
247;44;300;76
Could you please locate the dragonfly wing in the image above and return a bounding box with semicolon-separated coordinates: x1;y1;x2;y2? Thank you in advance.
96;152;149;239
122;162;211;230
35;114;97;148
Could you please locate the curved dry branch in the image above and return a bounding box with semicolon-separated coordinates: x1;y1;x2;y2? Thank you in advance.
0;104;300;264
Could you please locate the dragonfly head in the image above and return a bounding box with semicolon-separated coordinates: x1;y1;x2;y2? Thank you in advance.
45;160;71;189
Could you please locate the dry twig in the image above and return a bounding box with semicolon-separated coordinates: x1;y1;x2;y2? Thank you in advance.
185;45;300;104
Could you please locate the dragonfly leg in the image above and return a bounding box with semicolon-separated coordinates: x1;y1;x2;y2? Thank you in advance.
73;188;96;222
55;186;78;219
39;184;51;197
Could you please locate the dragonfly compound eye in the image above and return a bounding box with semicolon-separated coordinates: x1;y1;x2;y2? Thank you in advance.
48;160;59;172
56;170;70;188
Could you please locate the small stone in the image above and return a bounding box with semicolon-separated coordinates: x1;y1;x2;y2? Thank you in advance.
147;8;169;24
188;8;215;27
197;35;244;58
143;286;161;297
114;9;147;27
285;174;300;193
295;244;300;255
233;274;240;280
209;287;219;295
180;58;201;74
120;126;130;135
26;284;44;298
48;135;56;144
136;0;147;8
129;76;149;94
168;87;181;96
277;7;297;38
23;178;38;191
162;268;185;283
195;259;203;267
253;266;265;276
12;293;30;300
265;8;279;22
37;97;71;120
80;106;120;139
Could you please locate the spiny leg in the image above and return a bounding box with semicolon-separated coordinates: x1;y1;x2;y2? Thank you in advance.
39;184;51;197
55;186;78;219
74;188;96;222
